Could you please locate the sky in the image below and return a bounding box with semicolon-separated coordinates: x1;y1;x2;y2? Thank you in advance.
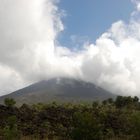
0;0;140;97
58;0;134;48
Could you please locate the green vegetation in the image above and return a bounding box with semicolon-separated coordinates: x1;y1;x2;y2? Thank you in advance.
0;96;140;140
4;98;16;107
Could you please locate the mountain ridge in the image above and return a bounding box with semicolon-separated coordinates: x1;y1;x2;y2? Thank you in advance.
0;78;115;105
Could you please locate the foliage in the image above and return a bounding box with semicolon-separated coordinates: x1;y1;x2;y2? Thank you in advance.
4;98;16;107
3;116;19;140
130;112;140;139
0;96;140;140
71;111;103;140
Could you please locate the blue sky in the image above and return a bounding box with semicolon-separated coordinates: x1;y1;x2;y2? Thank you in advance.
58;0;134;48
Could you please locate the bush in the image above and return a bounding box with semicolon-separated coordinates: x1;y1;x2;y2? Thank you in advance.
71;111;103;140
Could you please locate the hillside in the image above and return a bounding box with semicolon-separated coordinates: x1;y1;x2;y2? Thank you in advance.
0;78;115;105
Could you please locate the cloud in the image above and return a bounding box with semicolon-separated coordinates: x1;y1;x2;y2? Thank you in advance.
132;0;140;11
0;0;64;94
0;0;140;97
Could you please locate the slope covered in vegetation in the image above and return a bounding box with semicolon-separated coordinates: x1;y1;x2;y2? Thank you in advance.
0;96;140;140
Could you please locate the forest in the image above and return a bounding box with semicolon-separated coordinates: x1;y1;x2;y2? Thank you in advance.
0;96;140;140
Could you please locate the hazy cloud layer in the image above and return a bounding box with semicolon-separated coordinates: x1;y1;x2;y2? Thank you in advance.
0;0;140;96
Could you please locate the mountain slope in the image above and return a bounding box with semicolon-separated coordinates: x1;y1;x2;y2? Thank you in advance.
0;78;115;105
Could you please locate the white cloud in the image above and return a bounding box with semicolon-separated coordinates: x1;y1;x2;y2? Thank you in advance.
0;0;64;94
132;0;140;11
0;0;140;97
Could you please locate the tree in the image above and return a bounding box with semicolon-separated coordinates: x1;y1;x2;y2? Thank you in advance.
71;112;103;140
4;98;16;107
102;98;114;105
130;112;140;139
133;96;139;103
115;96;134;108
3;116;19;140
